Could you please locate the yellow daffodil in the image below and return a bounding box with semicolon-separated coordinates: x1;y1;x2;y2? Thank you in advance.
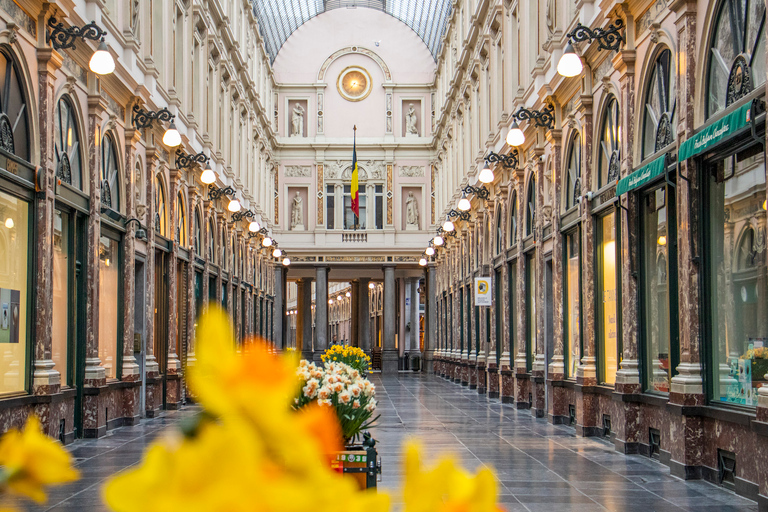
0;416;79;504
402;442;503;512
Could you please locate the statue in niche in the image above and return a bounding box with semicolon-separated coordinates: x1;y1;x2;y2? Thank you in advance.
131;0;140;36
405;191;419;230
290;191;304;231
290;104;304;137
546;0;554;35
405;104;418;136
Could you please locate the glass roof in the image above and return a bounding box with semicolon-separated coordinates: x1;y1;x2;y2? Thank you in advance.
252;0;452;63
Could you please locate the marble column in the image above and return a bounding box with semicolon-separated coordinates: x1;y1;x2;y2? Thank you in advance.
358;278;371;352
273;266;285;349
424;265;436;372
32;42;62;395
165;169;182;409
382;264;398;373
313;265;329;363
120;128;141;384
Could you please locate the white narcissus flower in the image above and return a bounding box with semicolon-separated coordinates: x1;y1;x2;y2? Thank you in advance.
364;399;377;412
302;378;319;399
318;399;332;407
349;384;361;398
317;386;332;400
353;400;361;409
332;382;344;393
338;390;352;404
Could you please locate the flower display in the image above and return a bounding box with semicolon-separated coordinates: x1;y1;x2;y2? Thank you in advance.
102;308;504;511
321;345;372;374
741;347;768;360
0;416;79;507
295;360;378;443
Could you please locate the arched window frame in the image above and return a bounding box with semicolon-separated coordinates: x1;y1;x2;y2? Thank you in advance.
706;0;766;118
100;133;121;212
565;132;582;210
642;48;676;159
194;208;203;256
154;174;167;237
508;191;517;247
208;217;216;264
0;46;31;162
176;192;187;247
525;175;536;237
598;96;621;188
54;95;83;189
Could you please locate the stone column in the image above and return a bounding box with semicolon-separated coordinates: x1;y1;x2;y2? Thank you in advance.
313;265;329;363
358;278;371;352
297;278;313;360
351;281;360;347
532;150;547;417
32;41;62;395
425;266;435;373
514;170;529;408
410;278;420;354
382;264;398;373
165;169;182;408
121;128;141;384
273;266;285;349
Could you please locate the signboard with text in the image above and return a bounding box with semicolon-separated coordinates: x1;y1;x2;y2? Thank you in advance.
474;277;492;306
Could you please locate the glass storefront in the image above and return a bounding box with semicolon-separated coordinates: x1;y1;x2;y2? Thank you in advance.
641;185;677;393
98;236;120;379
707;149;768;407
507;260;516;366
0;190;29;394
597;212;620;385
52;210;70;386
565;231;581;378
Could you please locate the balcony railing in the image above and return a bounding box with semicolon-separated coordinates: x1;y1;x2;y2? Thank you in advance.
342;232;368;243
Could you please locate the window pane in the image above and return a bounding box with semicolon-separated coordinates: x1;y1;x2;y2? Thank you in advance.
565;231;581;378
326;185;334;229
508;261;516;367
709;150;767;407
99;236;120;379
526;253;535;372
643;187;672;393
598;213;619;385
375;195;383;229
0;191;29;393
53;210;70;386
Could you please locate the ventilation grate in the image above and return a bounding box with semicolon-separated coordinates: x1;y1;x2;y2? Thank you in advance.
568;404;576;426
602;415;611;437
649;428;661;460
718;449;736;490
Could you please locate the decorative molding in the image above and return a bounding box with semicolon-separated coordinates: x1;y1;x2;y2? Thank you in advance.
317;46;392;82
399;165;425;177
285;165;311;177
636;0;669;37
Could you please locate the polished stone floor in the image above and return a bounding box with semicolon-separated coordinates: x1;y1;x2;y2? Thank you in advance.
7;373;759;511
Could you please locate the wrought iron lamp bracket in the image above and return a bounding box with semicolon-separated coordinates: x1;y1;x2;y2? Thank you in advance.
461;184;491;200
47;17;107;50
447;208;471;222
231;209;255;222
437;226;458;239
486;149;519;169
513;104;555;130
208;185;236;201
175;150;209;169
132;104;175;130
566;19;625;52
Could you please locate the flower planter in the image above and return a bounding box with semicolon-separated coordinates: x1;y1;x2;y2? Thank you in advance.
330;439;381;490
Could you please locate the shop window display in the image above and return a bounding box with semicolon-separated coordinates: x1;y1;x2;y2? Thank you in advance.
598;213;620;385
565;231;581;378
98;236;120;379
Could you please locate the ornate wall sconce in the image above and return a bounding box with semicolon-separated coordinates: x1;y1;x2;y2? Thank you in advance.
132;105;181;147
47;17;114;75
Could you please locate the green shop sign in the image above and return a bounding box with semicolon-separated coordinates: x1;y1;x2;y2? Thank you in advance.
678;102;753;161
616;155;666;196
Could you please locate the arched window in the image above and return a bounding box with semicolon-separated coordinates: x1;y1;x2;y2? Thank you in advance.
154;175;167;237
0;48;30;162
707;0;766;118
508;191;517;247
565;133;581;210
194;210;203;256
223;232;229;271
598;96;621;187
643;49;676;158
176;193;187;246
526;176;536;237
100;134;120;211
208;218;216;263
495;207;503;255
54;96;82;188
231;238;236;274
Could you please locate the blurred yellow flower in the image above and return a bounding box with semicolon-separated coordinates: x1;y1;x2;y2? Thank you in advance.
402;442;503;512
0;416;79;504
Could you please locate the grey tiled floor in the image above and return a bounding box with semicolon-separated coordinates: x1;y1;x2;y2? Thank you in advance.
6;373;759;511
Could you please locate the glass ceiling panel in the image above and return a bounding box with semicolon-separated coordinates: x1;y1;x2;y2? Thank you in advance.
251;0;452;63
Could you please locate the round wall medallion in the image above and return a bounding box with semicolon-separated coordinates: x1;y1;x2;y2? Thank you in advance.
337;66;372;102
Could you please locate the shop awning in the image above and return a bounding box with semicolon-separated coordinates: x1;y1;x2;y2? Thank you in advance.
678;102;753;161
616;155;667;196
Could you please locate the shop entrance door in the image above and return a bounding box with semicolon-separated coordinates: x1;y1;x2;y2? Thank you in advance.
154;249;168;408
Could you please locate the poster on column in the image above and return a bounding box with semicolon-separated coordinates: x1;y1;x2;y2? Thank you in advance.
474;277;492;306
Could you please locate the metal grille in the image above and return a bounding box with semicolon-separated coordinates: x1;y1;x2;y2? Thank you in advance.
251;0;452;63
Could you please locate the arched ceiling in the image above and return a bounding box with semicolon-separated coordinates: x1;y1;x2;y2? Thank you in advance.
251;0;452;63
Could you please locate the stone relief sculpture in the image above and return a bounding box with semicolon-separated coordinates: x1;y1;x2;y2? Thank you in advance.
131;0;140;36
399;165;425;177
290;191;304;231
546;0;554;35
405;191;419;230
405;103;418;136
291;104;304;137
365;160;385;179
285;165;312;177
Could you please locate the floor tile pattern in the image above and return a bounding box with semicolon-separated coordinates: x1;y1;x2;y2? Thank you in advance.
8;373;758;511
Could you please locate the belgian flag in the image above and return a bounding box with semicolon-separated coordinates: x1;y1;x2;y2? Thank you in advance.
351;125;359;219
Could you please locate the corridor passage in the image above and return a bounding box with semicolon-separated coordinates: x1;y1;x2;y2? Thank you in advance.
12;374;758;512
